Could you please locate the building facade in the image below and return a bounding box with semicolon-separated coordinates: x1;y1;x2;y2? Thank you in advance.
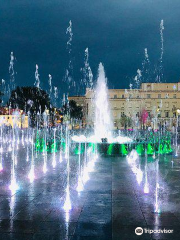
69;82;180;129
0;108;28;128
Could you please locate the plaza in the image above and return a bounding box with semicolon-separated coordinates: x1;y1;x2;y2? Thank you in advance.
0;144;180;239
1;1;180;239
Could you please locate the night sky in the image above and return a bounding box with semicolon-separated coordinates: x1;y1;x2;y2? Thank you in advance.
0;0;180;96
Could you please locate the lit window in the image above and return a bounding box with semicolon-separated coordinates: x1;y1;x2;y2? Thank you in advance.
165;112;169;118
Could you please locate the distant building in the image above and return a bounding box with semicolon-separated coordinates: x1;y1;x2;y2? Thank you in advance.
0;108;28;128
69;82;180;129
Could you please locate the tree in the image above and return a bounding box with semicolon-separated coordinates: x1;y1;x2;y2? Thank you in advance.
119;115;132;129
9;86;50;126
140;109;149;129
62;100;83;121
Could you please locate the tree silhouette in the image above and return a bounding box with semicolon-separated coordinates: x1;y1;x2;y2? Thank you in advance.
62;100;83;120
9;86;50;126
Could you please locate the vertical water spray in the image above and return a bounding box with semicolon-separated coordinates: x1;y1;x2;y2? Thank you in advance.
134;69;142;89
65;20;75;92
9;52;16;94
63;128;72;212
28;130;35;183
43;111;48;173
59;125;63;163
48;74;53;105
34;64;40;88
156;20;165;83
144;150;149;193
94;63;112;140
54;86;58;107
52;128;57;168
160;20;164;61
9;127;19;193
1;79;6;105
154;157;160;213
81;48;93;93
76;142;83;193
66;20;73;53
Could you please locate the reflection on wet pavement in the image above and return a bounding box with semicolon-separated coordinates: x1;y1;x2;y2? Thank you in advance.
0;147;180;239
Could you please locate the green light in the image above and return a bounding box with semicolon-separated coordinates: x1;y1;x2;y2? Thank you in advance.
107;144;114;155
136;144;144;155
147;143;154;155
121;144;128;156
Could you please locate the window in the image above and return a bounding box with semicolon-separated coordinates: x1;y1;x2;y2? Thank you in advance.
158;94;161;99
114;94;117;99
146;102;151;108
165;112;169;118
173;112;176;117
137;95;140;99
165;94;169;98
122;94;124;99
147;94;151;99
121;112;125;117
173;94;176;99
136;112;139;117
129;94;132;99
147;84;151;90
86;103;88;115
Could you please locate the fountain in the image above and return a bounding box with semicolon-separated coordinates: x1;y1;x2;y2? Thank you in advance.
94;63;113;141
71;63;133;155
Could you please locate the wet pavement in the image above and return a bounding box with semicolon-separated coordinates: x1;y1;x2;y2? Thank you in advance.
0;149;180;239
